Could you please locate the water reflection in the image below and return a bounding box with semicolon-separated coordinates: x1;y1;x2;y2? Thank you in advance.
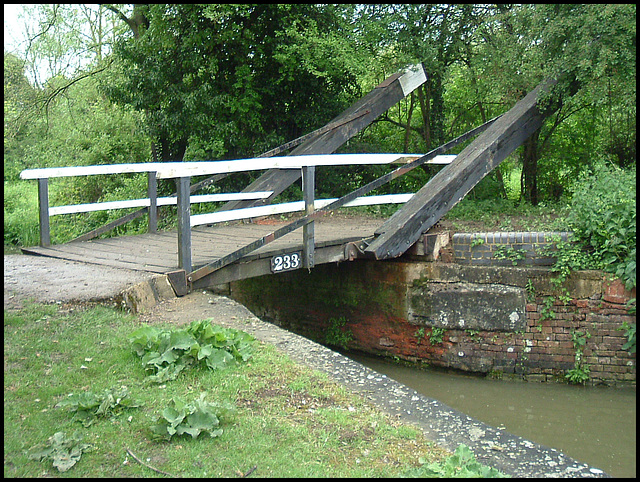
348;351;636;478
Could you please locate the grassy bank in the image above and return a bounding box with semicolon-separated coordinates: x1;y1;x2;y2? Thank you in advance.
4;300;474;478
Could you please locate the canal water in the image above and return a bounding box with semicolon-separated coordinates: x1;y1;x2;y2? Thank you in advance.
347;351;636;478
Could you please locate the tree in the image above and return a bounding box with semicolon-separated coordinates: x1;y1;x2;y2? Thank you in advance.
355;5;478;152
102;4;365;164
468;4;636;204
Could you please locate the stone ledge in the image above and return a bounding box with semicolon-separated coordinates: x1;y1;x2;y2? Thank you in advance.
115;274;177;313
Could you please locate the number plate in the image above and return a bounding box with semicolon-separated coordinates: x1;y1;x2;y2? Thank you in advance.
270;252;302;273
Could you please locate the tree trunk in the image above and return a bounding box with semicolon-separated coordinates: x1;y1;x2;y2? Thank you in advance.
521;128;540;205
403;92;416;152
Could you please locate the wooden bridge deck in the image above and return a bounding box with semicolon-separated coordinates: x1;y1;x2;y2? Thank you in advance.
21;214;383;286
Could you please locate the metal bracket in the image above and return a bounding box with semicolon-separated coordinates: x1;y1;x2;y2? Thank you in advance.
344;241;367;261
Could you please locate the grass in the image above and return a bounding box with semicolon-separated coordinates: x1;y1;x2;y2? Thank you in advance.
4;300;453;478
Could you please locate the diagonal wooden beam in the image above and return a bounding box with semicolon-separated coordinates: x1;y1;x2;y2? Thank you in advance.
364;77;560;260
187;115;499;284
218;64;428;212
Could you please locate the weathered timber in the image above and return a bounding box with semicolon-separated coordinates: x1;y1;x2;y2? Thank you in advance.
365;77;559;260
218;64;427;212
38;178;51;247
187;116;499;283
256;109;371;158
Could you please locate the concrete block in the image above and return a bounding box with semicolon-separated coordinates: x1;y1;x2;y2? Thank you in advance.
408;281;527;332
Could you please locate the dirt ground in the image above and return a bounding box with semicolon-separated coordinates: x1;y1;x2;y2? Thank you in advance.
3;254;254;327
4;254;152;311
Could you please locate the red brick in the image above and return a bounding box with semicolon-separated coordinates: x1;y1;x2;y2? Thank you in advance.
575;299;589;308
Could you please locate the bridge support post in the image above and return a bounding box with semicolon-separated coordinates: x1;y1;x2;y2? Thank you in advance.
148;171;158;233
38;178;51;247
302;166;315;269
176;176;192;273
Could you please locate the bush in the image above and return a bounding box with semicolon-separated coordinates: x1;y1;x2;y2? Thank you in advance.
4;181;40;247
567;162;636;289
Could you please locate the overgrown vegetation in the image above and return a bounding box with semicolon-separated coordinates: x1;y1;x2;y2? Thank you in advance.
325;316;354;350
55;387;141;427
565;163;636;290
565;330;592;385
149;394;235;441
403;444;508;478
129;319;256;383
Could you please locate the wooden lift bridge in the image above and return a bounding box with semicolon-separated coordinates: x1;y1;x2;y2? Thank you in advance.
20;65;560;296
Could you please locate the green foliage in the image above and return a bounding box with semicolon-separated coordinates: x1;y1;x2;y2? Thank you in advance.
55;387;142;427
565;330;592;385
325;316;354;349
105;4;363;161
567;162;636;290
543;235;596;284
3;181;40;247
540;296;556;322
428;327;446;345
618;321;636;355
5;301;448;477
129;319;255;383
27;431;92;472
470;236;485;248
493;245;527;266
149;393;235;441
403;444;508;478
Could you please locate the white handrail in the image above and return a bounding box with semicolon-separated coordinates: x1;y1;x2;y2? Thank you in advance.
20;153;455;180
20;152;457;270
190;194;415;227
48;192;273;216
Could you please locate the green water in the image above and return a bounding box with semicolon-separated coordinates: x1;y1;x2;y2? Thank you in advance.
348;351;636;478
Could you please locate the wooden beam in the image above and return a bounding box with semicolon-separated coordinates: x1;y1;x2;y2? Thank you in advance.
38;178;51;247
176;177;192;272
218;64;428;212
364;77;559;260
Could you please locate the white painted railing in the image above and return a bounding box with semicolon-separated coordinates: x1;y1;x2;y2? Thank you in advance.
20;153;455;272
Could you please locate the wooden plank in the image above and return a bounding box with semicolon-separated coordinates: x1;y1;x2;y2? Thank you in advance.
153;153;419;179
192;244;350;289
50;240;176;268
21;154;416;181
21;163;165;179
38;178;50;247
148;171;158;233
365;77;559;260
20;245;173;273
218;64;428;212
176;177;192;272
302;166;315;268
256;110;371;158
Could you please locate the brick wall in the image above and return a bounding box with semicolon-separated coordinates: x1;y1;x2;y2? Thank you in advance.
452;232;572;266
230;260;636;386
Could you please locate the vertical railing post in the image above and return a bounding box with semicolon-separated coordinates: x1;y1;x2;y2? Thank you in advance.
176;176;192;273
302;165;315;269
148;171;158;233
38;178;51;247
